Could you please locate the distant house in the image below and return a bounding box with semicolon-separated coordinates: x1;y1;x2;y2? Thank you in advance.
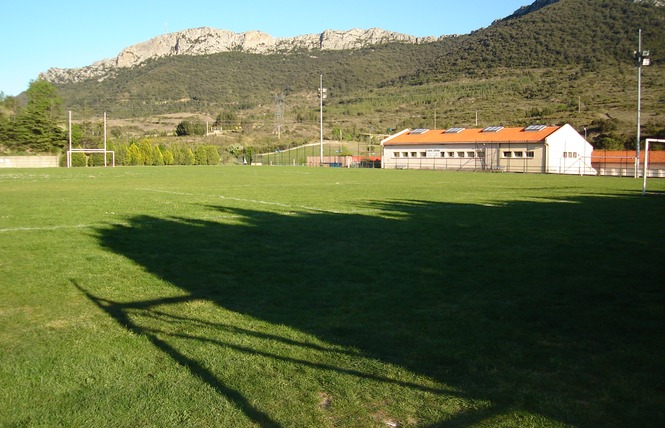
591;150;665;178
381;124;596;175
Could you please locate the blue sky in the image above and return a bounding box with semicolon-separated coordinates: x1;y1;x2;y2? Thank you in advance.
1;0;530;96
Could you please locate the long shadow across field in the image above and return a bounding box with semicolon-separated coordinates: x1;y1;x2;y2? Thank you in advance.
89;194;665;426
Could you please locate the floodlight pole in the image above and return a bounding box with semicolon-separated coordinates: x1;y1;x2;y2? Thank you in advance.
319;74;324;166
635;29;650;178
68;110;72;168
103;112;107;167
636;29;642;178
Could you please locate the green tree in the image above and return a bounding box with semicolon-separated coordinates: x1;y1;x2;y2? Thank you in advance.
126;143;143;165
595;136;624;150
163;148;175;165
171;144;183;164
8;79;66;153
25;79;61;120
71;150;87;167
194;145;208;165
228;143;243;160
89;152;105;166
109;141;127;166
245;146;255;164
69;123;84;147
138;139;154;165
153;145;165;166
184;147;195;165
213;111;238;128
175;120;207;136
205;145;220;165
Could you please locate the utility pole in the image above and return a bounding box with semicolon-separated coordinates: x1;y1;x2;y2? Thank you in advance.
274;93;284;140
68;110;72;168
433;102;437;129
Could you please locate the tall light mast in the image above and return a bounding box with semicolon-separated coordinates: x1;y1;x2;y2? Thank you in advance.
635;29;650;177
319;74;326;165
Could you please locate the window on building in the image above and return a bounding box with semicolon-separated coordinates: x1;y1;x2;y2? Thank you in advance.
503;151;512;158
573;152;578;158
394;152;400;157
514;151;523;158
467;152;475;158
448;152;455;157
420;152;427;158
410;152;417;158
527;151;535;158
402;152;408;157
457;152;465;158
440;151;446;157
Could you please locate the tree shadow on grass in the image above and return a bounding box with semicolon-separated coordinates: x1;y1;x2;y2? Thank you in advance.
84;194;665;426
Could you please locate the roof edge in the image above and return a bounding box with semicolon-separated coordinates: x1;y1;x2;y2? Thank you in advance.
381;128;411;145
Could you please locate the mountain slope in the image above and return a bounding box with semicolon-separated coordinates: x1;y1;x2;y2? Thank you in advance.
41;27;440;85
49;0;665;148
408;0;665;82
503;0;560;20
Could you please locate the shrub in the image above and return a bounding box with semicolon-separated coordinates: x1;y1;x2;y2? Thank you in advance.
71;151;87;167
176;120;207;136
195;146;208;165
205;146;221;165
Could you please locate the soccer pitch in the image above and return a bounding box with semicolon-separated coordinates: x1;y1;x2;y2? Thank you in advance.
1;166;664;427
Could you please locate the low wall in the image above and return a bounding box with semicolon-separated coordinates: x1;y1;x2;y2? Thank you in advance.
0;156;59;168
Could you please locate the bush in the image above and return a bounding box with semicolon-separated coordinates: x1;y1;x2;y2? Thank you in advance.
176;120;207;136
195;146;208;165
89;153;105;166
126;143;143;165
595;136;624;150
163;149;174;165
206;146;221;165
71;151;87;167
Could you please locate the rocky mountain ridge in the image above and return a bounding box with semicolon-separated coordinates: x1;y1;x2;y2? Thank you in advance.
41;27;441;85
503;0;560;20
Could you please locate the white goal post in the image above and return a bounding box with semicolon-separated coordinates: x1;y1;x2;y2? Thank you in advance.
66;148;115;168
66;111;115;168
642;138;665;196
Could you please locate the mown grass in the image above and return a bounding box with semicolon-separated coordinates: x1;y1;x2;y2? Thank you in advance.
1;166;664;427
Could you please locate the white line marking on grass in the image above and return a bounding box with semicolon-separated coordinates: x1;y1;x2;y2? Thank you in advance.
0;224;93;233
136;188;358;215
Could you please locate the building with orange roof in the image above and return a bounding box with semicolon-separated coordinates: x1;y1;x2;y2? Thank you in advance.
381;124;596;175
591;150;665;177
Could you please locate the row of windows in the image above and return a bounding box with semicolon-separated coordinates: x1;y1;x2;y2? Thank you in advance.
563;152;579;158
502;151;536;158
394;150;536;159
393;150;483;158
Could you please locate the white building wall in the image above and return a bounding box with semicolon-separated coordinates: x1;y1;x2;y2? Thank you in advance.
545;124;597;175
382;144;486;170
0;156;59;168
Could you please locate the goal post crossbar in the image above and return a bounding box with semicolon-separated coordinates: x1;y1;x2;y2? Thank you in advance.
67;111;114;168
66;149;115;168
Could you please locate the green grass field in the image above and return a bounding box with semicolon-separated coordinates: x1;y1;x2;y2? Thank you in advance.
1;166;664;427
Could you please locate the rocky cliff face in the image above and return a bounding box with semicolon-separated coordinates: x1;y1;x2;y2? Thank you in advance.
41;27;440;84
633;0;665;6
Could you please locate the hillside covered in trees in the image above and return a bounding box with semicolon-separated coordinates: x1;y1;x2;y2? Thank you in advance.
2;0;664;157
